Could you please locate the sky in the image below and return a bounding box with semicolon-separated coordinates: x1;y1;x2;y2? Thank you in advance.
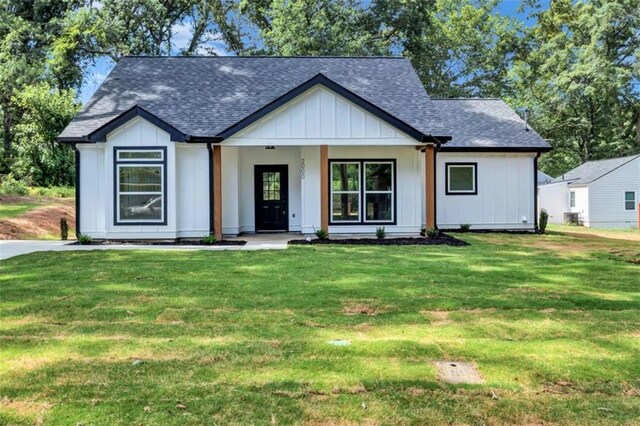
78;0;550;104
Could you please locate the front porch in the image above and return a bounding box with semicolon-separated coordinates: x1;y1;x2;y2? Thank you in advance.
210;144;436;240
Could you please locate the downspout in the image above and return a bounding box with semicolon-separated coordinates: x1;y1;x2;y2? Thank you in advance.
207;143;214;236
72;144;81;239
434;142;441;229
534;152;541;232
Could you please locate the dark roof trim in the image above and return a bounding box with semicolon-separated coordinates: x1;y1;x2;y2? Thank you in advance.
58;105;188;143
89;105;187;142
440;146;552;153
217;73;446;143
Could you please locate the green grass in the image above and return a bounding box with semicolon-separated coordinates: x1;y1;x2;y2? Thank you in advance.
0;202;40;219
0;232;639;425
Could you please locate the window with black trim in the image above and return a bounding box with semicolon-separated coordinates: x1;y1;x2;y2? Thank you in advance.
114;148;167;225
330;160;395;224
446;163;477;195
625;191;636;211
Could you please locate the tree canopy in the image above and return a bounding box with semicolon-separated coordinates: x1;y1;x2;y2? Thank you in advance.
0;0;638;185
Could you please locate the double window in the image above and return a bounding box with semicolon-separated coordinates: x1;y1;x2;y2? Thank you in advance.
330;160;395;224
446;163;477;195
114;148;167;225
625;191;636;211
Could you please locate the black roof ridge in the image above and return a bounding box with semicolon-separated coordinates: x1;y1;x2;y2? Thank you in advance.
121;55;407;59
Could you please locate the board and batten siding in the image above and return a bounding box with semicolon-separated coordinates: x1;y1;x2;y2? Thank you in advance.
225;86;418;146
435;153;537;230
538;181;570;224
587;157;639;228
78;117;209;239
221;146;303;235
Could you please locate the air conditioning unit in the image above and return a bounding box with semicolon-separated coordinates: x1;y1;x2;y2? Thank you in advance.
564;212;581;225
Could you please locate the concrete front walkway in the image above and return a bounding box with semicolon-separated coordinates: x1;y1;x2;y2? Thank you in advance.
0;234;297;261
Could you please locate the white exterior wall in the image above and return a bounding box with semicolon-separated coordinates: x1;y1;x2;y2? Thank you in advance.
223;146;302;235
226;86;419;147
79;117;210;239
569;186;590;226
538;181;569;224
77;144;106;236
588;158;639;228
176;144;210;237
325;146;422;234
435;153;536;230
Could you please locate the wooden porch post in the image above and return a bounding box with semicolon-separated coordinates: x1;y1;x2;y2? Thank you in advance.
425;144;436;229
320;145;329;231
213;145;223;240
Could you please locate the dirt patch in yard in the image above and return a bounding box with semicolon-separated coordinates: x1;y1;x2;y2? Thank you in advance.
0;201;74;240
343;303;384;316
0;397;53;422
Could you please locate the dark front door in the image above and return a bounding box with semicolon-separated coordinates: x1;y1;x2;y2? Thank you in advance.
255;165;288;232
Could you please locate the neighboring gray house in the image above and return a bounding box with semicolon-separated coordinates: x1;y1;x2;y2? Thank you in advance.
58;56;551;240
539;155;640;228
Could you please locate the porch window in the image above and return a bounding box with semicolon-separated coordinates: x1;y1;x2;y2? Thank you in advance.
446;163;477;195
330;160;395;224
114;147;166;225
625;191;636;211
331;162;360;222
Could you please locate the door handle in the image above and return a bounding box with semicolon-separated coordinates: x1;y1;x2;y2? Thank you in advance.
283;210;286;215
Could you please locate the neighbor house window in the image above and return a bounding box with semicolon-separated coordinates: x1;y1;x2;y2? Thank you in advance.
625;191;636;211
570;191;576;208
330;160;395;224
114;148;166;225
446;163;477;195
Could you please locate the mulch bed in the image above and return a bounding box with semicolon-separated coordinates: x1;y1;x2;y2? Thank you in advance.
289;234;468;246
73;239;246;246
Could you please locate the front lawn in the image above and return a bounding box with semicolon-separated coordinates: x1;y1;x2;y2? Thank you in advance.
0;232;639;425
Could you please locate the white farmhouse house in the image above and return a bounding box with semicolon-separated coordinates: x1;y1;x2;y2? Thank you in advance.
59;56;551;240
538;155;640;229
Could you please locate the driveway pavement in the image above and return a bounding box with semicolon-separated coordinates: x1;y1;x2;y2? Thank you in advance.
0;235;292;261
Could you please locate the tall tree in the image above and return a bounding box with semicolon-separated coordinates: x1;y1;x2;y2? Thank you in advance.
510;0;640;176
369;0;521;97
240;0;387;55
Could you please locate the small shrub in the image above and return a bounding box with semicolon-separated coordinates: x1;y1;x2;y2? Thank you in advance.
460;224;471;232
0;174;28;195
201;234;217;245
425;227;440;239
539;209;549;234
315;228;329;240
60;217;69;240
376;226;386;240
78;234;92;245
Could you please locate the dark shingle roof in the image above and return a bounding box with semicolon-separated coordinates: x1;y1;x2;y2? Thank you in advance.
432;99;551;150
551;155;640;186
60;56;445;141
